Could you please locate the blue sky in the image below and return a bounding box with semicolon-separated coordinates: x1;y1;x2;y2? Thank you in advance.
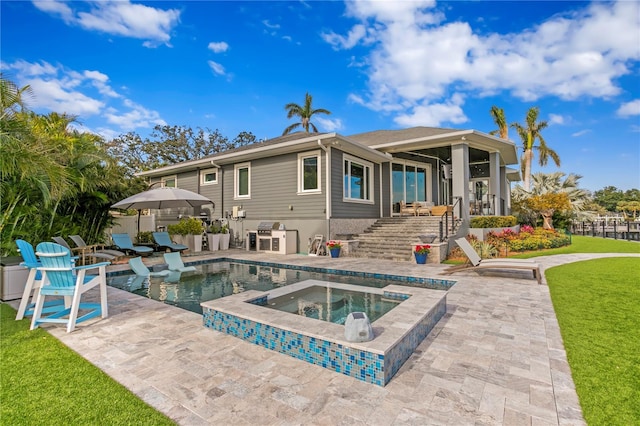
2;0;639;192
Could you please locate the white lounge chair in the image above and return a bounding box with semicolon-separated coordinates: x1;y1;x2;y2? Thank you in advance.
442;238;542;284
163;252;197;272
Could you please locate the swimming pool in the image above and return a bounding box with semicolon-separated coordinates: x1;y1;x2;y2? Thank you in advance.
107;259;454;314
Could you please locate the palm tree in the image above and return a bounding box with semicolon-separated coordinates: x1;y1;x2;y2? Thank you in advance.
282;92;331;135
510;107;560;191
489;105;508;139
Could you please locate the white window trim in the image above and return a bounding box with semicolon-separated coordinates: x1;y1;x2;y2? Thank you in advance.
161;175;177;188
343;154;374;204
234;162;251;199
297;150;322;195
200;168;219;185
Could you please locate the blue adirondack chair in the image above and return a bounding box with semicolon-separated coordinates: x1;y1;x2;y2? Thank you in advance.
111;233;154;256
152;231;188;252
15;240;66;320
30;242;110;333
163;252;197;272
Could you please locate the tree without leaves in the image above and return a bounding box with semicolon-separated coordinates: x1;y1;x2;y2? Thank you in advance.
510;107;560;191
282;92;331;135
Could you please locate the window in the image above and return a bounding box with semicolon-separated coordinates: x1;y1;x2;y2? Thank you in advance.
343;155;373;202
298;151;321;193
201;168;218;185
234;162;250;199
161;175;177;188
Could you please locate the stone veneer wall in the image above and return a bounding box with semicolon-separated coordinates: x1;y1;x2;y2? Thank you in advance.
329;218;378;240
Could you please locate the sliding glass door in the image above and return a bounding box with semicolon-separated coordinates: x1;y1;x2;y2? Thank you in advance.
392;161;430;214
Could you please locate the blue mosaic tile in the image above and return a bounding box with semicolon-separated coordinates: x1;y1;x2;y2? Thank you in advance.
203;292;446;387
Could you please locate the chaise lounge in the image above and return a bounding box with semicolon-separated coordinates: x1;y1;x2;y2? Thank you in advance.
111;233;154;256
442;238;542;284
152;231;188;252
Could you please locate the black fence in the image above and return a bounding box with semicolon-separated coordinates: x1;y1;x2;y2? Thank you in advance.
571;220;640;241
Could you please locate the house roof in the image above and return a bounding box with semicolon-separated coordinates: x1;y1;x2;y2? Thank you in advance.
347;127;519;166
137;126;518;178
138;131;391;178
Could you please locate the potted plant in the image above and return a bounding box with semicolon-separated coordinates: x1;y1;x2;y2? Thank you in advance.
168;217;205;253
414;244;431;264
219;224;231;250
326;240;342;258
206;223;221;252
136;231;154;245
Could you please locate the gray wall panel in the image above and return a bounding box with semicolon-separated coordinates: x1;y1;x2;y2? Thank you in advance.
330;149;380;218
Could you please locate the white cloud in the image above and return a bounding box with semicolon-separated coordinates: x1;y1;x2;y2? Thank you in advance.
394;94;468;127
548;114;565;125
32;0;74;22
315;116;344;132
104;102;165;131
322;24;367;50
32;0;180;47
208;60;226;76
262;20;280;30
208;41;229;53
326;1;640;126
1;59;164;136
572;129;592;137
617;99;640;117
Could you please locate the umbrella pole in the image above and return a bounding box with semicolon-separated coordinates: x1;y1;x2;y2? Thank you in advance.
137;209;141;238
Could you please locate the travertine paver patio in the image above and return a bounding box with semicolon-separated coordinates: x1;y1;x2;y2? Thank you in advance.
15;251;638;425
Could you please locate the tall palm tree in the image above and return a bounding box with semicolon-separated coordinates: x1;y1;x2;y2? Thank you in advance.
282;92;331;135
510;107;560;191
489;105;508;139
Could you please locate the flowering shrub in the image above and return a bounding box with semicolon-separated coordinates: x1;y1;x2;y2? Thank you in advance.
414;244;431;254
520;225;535;234
326;240;342;249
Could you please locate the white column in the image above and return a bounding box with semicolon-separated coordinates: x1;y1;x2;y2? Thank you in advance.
451;143;470;221
489;152;501;215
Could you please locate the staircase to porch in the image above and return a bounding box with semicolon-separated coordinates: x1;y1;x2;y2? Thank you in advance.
350;216;461;262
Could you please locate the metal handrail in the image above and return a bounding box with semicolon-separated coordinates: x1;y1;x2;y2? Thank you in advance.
438;196;462;242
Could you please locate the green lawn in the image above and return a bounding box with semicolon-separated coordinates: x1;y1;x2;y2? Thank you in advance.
546;257;640;425
0;304;175;425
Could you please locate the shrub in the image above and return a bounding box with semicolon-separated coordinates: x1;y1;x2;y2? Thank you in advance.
136;231;154;244
167;217;205;236
469;216;517;228
508;228;571;252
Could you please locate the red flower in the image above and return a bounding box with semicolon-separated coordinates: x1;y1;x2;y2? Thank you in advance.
414;244;431;254
326;240;342;249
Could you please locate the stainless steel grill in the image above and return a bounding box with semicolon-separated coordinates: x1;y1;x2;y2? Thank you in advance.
257;221;280;236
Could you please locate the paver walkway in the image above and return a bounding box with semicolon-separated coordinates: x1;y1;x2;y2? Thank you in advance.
13;251;640;425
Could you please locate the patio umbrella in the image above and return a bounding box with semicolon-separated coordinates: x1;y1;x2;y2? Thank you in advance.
111;187;214;233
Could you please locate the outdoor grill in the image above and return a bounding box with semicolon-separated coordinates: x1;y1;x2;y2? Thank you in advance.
257;221;280;236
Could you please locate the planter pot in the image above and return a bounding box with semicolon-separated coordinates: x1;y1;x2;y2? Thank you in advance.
414;252;428;264
329;248;341;258
184;234;202;253
207;234;220;252
220;233;230;250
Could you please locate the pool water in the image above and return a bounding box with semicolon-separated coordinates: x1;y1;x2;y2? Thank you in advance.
260;285;403;324
107;260;450;314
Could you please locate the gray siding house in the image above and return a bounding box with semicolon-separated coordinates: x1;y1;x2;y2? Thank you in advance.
138;127;519;253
